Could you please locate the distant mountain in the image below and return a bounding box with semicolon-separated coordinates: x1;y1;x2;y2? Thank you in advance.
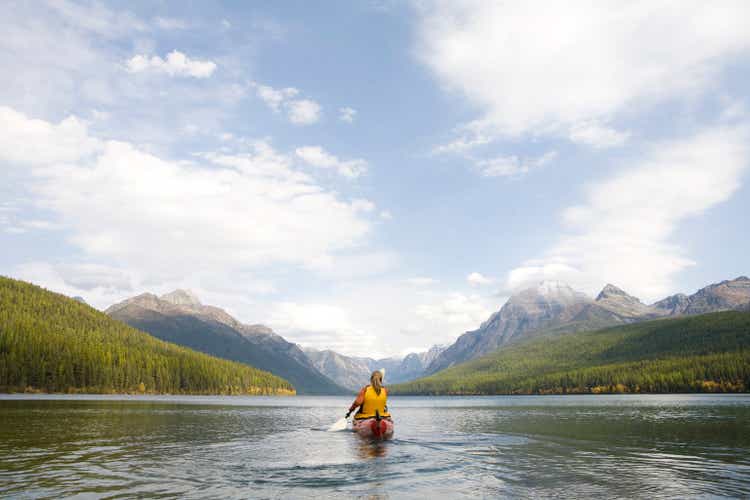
426;277;750;374
106;290;348;395
594;284;660;318
302;349;373;391
0;276;294;395
71;296;87;304
304;344;447;391
395;344;447;382
392;311;750;395
652;293;690;315
427;281;614;373
676;277;750;315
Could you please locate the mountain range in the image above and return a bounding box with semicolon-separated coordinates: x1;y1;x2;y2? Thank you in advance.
106;290;348;394
304;344;445;391
391;310;750;395
101;275;750;394
5;271;747;396
106;290;447;393
426;276;750;373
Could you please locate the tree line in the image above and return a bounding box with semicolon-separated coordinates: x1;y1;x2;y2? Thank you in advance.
392;311;750;395
0;276;295;395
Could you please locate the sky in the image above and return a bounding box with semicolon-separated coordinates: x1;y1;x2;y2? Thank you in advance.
1;1;749;358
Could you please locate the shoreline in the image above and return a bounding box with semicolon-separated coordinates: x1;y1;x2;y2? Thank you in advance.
3;392;748;399
0;388;296;397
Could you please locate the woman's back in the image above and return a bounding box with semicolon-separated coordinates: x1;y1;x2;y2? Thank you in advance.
356;384;390;419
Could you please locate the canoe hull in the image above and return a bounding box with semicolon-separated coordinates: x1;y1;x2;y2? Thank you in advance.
352;418;394;439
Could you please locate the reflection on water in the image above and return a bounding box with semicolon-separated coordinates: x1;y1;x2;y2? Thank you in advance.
1;394;749;498
353;440;389;460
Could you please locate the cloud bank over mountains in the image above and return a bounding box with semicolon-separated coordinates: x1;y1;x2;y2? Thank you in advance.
1;1;749;356
416;0;750;302
508;126;750;301
0;107;376;278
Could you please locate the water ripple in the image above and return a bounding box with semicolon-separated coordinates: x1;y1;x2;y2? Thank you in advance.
1;395;749;498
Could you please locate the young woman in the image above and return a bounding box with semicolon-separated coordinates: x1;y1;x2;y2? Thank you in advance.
346;370;394;438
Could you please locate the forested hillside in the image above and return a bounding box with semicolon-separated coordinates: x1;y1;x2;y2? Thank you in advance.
107;293;349;395
0;276;295;395
391;311;750;395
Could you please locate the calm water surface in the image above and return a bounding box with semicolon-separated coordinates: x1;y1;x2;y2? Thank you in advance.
1;394;749;498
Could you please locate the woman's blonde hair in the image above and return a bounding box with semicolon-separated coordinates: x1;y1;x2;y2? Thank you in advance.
370;370;383;395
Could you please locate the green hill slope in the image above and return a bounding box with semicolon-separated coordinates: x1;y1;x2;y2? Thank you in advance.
110;303;349;395
0;276;295;395
391;311;750;395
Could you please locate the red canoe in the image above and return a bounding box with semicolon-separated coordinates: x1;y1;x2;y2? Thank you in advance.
352;418;394;439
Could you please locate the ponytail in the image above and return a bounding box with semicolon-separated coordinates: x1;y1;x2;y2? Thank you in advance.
370;370;383;396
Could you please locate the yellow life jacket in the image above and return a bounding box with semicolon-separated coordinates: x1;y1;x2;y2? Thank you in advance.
355;385;390;419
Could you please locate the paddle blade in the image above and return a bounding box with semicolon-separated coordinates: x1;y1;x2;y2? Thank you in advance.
327;417;348;432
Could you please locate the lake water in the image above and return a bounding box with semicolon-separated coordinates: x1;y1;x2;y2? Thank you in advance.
1;394;749;499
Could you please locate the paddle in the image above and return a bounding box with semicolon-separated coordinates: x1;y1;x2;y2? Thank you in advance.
327;417;348;432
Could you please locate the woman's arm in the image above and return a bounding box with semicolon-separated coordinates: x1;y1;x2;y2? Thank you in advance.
346;387;366;417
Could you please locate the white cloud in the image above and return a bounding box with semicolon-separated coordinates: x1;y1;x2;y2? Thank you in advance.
154;17;188;30
253;83;298;111
1;107;375;285
267;302;366;353
0;2;123;120
304;251;399;281
5;219;61;232
506;125;750;301
60;263;134;291
0;107;101;165
182;123;200;135
339;107;357;123
507;259;581;293
475;151;557;178
414;293;492;328
719;98;748;123
251;82;322;125
417;1;750;145
379;210;392;220
287;99;321;125
432;120;493;155
46;0;146;37
466;272;492;286
265;283;497;357
270;303;354;333
405;277;439;287
295;146;368;178
26;220;55;229
351;199;376;213
13;261;134;307
0;1;250;150
432;120;558;178
569;121;631;148
126;50;217;78
90;109;110;121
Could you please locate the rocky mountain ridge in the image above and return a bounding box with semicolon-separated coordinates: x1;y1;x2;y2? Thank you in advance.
107;289;447;392
103;276;750;392
106;291;347;395
304;344;447;391
426;276;750;374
